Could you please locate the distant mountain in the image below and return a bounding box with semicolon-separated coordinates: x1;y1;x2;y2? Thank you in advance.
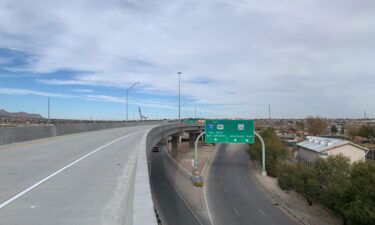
0;109;43;119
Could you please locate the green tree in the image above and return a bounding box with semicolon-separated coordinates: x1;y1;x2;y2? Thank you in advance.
277;163;297;191
346;161;375;225
277;156;375;224
313;155;352;223
306;116;328;135
313;155;350;192
249;128;290;177
331;125;338;134
277;164;319;206
293;165;319;205
358;125;375;139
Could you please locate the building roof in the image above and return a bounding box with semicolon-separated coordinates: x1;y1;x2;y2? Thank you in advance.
297;136;367;153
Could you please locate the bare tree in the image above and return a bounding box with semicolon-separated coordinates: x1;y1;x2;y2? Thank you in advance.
347;125;359;141
306;116;328;136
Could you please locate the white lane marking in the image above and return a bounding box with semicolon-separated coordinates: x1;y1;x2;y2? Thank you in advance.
224;187;228;193
233;207;240;216
0;129;146;209
163;160;204;225
259;208;266;216
204;184;215;225
201;156;210;175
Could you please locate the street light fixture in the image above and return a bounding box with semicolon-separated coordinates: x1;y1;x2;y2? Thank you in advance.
126;82;140;121
177;72;182;122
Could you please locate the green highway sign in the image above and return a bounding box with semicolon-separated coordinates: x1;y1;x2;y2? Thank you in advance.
205;120;255;144
184;119;198;124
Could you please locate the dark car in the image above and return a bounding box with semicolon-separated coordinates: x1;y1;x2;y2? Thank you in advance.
152;146;159;152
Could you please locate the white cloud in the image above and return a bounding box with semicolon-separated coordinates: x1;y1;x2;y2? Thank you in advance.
83;94;124;103
0;87;179;111
1;0;375;118
72;89;94;93
0;88;73;98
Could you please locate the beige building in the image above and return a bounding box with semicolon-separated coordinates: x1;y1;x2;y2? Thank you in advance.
296;136;368;164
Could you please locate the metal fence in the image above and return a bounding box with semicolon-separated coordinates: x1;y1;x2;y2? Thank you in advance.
366;149;375;161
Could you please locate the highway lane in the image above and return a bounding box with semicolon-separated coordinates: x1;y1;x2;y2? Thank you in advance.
0;125;153;225
149;150;202;225
206;144;298;225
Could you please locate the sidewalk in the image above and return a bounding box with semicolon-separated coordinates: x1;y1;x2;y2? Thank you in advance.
251;161;342;225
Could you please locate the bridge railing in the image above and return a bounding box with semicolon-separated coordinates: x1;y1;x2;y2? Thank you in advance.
0;121;163;145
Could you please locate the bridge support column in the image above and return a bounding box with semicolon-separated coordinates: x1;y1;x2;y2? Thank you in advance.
158;138;168;153
188;132;197;149
171;135;179;158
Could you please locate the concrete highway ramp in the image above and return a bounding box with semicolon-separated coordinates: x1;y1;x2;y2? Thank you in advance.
0;123;193;225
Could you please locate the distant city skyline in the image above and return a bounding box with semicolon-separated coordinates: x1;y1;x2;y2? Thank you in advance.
0;0;374;119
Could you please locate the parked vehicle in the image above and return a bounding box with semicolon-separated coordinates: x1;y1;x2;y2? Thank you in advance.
152;146;159;152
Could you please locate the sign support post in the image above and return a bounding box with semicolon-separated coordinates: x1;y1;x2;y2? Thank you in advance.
255;131;267;176
194;131;205;173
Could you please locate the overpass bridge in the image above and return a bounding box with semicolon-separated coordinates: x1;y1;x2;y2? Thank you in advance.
0;122;203;225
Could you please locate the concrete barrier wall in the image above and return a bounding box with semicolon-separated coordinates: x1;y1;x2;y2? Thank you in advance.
132;123;202;225
0;121;160;145
133;123;183;225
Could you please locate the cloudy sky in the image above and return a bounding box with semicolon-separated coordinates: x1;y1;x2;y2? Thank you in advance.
0;0;374;119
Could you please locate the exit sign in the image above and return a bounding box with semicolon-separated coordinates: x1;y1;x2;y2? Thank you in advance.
205;120;255;144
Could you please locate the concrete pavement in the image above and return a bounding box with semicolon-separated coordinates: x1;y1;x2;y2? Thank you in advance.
206;144;298;225
0;126;153;225
149;149;202;225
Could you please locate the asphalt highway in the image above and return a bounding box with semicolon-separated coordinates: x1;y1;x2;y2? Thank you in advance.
0;126;153;225
206;144;298;225
149;150;202;225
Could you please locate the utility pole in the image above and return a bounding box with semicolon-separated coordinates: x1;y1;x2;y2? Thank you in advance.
48;97;50;121
177;72;182;122
268;104;271;120
195;104;197;118
364;110;367;119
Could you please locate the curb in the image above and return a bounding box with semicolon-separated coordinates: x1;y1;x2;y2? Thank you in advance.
164;143;217;179
159;151;204;225
164;147;193;178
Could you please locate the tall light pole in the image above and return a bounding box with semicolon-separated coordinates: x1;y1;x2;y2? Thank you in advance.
195;104;197;118
177;72;182;122
126;82;140;121
269;104;271;120
47;97;50;123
